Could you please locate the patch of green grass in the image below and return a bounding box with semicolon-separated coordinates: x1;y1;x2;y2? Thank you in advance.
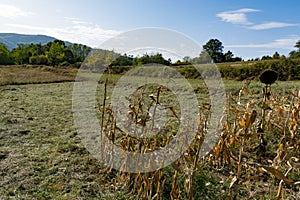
0;82;120;199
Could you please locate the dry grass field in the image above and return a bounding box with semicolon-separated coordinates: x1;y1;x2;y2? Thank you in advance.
0;65;299;199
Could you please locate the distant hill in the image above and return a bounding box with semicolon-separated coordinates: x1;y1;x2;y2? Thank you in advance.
0;33;71;50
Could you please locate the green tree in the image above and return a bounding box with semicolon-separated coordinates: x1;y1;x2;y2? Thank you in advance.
0;43;12;65
42;42;52;53
29;55;48;65
192;51;212;64
289;50;300;59
272;51;280;59
224;50;234;62
47;41;64;66
10;44;32;64
53;39;66;48
183;56;191;63
202;39;224;63
62;49;75;64
261;55;272;60
289;40;300;59
135;53;171;65
36;43;44;55
109;54;133;66
82;49;118;70
69;43;92;63
294;40;300;50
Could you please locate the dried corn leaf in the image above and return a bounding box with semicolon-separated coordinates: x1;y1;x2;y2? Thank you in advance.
245;110;257;128
231;107;243;115
278;106;284;118
259;166;295;184
239;119;246;127
240;175;259;183
229;176;238;188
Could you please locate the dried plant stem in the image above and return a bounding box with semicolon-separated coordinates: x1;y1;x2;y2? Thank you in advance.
151;87;162;131
100;77;108;162
233;136;245;200
170;170;180;200
276;164;293;199
101;78;108;131
261;85;269;130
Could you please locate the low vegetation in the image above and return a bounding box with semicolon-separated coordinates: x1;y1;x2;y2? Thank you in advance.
0;65;300;199
103;57;300;82
0;65;78;86
95;71;300;199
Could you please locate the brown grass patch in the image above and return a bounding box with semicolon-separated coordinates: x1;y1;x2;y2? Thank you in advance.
0;65;78;86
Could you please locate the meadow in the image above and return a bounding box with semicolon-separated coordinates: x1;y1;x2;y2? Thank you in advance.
0;65;299;199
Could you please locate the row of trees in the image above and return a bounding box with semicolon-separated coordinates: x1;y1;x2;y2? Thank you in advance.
106;39;243;66
1;38;300;67
104;39;244;67
0;40;92;66
109;53;171;66
0;38;243;67
199;39;300;63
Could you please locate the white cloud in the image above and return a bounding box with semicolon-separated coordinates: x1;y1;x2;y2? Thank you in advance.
233;8;260;13
226;35;300;50
248;22;299;30
5;21;120;47
0;4;33;18
217;8;299;31
216;8;260;25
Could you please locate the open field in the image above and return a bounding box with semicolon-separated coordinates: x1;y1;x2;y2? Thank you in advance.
0;82;124;199
1;65;300;199
0;65;78;86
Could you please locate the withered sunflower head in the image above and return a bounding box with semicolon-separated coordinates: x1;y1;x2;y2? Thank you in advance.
259;69;278;85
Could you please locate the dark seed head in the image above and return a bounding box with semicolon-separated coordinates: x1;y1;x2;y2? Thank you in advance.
259;69;278;85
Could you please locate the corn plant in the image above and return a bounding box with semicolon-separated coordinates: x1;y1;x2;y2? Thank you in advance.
97;70;299;199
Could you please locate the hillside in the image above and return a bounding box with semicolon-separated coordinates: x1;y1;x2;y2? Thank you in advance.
0;33;70;50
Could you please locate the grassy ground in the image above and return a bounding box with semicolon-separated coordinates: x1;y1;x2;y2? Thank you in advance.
0;65;78;86
0;67;131;199
0;65;299;199
0;82;119;199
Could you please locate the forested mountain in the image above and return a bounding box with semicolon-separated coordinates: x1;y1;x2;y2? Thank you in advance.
0;33;70;50
0;33;91;66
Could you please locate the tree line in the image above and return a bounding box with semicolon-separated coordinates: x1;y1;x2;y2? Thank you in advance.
91;38;300;66
1;38;300;67
196;38;300;63
0;39;92;66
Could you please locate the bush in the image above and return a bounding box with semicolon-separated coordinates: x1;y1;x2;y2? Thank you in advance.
104;58;300;81
29;55;48;65
218;59;300;81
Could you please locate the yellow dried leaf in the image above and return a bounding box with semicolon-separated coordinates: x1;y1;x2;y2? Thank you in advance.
231;108;242;115
189;146;195;152
229;137;235;145
246;110;257;127
214;145;220;154
278;106;284;118
260;166;295;184
239;119;246;127
225;123;230;131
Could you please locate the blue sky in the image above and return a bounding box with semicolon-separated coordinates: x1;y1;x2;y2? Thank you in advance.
0;0;299;60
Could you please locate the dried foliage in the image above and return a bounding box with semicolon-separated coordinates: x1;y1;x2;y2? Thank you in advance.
98;72;300;199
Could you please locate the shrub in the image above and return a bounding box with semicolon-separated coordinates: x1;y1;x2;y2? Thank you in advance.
29;55;49;65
